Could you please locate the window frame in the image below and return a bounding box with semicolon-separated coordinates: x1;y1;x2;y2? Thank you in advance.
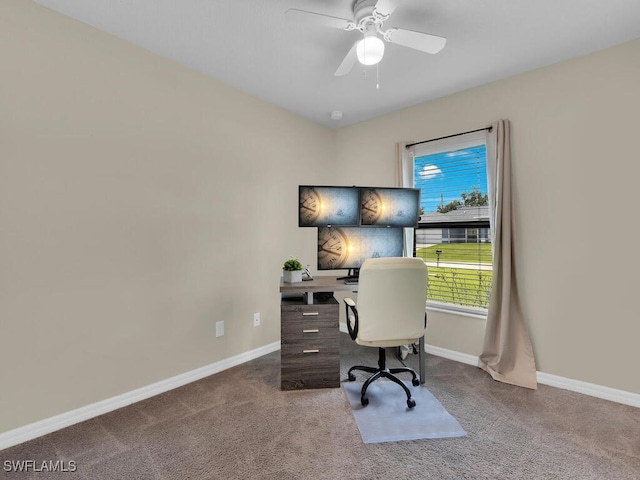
408;131;492;316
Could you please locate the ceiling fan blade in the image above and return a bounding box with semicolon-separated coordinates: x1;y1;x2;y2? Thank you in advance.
384;28;447;54
285;8;352;30
334;43;358;76
374;0;400;17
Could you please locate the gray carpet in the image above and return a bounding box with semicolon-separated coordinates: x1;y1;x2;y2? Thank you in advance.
343;380;466;443
2;333;639;479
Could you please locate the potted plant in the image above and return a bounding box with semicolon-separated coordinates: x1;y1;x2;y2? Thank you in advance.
283;258;303;283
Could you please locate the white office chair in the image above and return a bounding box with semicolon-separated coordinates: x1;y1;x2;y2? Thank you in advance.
345;257;428;408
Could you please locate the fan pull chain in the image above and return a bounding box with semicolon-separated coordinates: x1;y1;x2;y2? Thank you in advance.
376;63;380;89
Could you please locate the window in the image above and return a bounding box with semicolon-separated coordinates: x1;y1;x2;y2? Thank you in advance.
409;132;492;314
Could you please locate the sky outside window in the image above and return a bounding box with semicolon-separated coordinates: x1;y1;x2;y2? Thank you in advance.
414;145;487;214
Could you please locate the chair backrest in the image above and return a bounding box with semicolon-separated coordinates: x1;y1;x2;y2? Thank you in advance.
356;257;428;344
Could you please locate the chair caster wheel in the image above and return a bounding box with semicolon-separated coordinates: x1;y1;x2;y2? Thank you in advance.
407;398;416;408
348;373;356;381
412;378;420;387
361;396;369;406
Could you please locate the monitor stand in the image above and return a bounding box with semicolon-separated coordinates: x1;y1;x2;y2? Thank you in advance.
336;268;359;281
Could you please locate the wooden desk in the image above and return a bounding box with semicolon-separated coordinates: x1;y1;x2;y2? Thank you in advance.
279;276;426;390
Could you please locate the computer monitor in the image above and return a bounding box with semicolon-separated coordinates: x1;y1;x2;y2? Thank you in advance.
360;187;420;227
317;227;404;272
298;185;360;227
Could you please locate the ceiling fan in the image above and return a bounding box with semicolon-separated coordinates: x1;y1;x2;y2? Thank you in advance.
285;0;447;76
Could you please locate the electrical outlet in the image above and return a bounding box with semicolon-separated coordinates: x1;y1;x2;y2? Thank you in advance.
253;312;260;327
216;320;224;337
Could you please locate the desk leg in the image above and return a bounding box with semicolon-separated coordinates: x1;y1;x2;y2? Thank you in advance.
419;336;425;384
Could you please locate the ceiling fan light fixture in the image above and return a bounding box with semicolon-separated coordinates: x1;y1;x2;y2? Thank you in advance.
356;35;385;65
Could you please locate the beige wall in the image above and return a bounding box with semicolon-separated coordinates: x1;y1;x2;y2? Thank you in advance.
334;38;640;394
0;1;333;433
2;0;639;436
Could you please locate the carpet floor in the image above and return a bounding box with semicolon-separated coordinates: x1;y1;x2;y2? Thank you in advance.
2;333;639;479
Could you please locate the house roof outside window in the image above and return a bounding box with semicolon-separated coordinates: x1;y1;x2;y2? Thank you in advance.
419;206;490;226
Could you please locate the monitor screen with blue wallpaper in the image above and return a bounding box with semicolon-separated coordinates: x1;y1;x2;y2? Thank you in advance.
360;187;420;227
298;186;360;227
317;227;404;270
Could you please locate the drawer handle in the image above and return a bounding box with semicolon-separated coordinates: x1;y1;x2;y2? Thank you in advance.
302;349;320;354
302;312;319;316
302;329;320;333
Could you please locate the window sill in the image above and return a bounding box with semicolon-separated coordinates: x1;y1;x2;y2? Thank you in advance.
426;302;488;320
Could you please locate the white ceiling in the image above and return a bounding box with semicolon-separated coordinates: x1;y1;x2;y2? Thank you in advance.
33;0;640;128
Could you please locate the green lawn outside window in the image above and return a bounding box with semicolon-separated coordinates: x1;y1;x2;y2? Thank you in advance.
416;244;492;309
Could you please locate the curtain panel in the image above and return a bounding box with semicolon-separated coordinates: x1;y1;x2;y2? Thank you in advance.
395;141;414;256
479;119;537;389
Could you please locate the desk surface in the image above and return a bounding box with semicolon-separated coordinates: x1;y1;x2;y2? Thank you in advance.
280;276;358;293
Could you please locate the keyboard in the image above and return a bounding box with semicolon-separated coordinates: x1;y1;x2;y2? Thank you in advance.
343;278;359;285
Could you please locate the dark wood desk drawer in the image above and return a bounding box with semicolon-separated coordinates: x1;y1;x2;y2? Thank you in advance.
281;320;337;342
281;301;338;320
281;351;340;390
281;336;340;356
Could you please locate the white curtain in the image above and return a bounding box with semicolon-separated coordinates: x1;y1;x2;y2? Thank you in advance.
479;119;538;389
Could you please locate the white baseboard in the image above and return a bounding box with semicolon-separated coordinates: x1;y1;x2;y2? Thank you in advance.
423;343;640;408
423;343;479;366
536;372;640;408
340;323;640;408
0;341;281;452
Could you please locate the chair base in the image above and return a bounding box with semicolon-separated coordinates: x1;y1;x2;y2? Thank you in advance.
348;347;420;408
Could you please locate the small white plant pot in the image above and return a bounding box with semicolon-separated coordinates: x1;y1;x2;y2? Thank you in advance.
283;270;303;283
